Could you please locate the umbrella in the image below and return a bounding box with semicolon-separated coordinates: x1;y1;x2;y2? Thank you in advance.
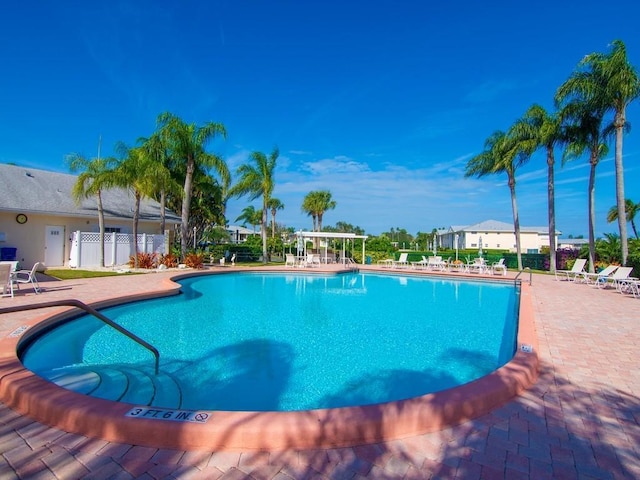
478;236;483;257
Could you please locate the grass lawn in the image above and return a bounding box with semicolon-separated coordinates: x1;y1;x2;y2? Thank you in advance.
44;269;140;280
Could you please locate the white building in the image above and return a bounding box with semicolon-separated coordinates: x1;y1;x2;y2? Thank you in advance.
438;219;560;254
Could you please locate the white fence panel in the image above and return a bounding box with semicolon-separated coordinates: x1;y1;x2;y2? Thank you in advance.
69;231;166;268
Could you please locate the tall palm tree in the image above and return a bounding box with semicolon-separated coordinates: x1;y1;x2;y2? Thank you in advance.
235;205;262;233
66;154;119;268
301;192;318;231
137;133;181;234
156;112;229;260
465;129;530;270
303;190;336;232
513;104;566;272
581;40;640;265
607;199;640;239
556;73;609;273
229;147;279;263
267;197;284;237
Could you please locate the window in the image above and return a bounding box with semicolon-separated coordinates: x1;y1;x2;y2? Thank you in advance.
105;227;121;233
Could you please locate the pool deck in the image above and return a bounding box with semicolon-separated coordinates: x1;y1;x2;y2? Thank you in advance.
1;265;639;478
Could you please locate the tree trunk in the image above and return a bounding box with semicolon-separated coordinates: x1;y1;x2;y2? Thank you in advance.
181;157;195;260
587;159;597;274
547;146;557;273
133;192;141;269
159;189;166;234
96;191;105;268
614;110;628;265
261;204;268;264
508;173;523;271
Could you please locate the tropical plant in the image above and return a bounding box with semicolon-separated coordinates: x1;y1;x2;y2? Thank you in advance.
513;104;566;272
302;190;336;232
582;40;639;265
128;252;157;269
267;197;284;237
607;199;640;239
184;252;204;269
229;147;279;263
235;205;262;232
465;128;531;270
66;153;119;268
556;71;609;273
156;112;229;260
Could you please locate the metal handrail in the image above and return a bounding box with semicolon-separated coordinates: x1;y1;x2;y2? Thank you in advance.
514;267;532;285
0;299;160;374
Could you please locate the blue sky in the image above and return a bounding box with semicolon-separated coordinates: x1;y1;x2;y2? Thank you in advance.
1;1;639;237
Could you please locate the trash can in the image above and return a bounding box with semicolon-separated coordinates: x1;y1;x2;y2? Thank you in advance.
0;247;17;261
365;256;372;265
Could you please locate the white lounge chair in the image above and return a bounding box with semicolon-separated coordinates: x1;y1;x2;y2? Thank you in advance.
598;266;635;291
13;262;43;294
285;253;296;268
0;264;15;298
426;256;445;271
411;255;429;270
392;252;409;269
492;258;507;276
467;257;486;274
554;258;587;282
580;265;618;286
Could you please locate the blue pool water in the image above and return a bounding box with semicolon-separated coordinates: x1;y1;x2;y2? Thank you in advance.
22;272;519;411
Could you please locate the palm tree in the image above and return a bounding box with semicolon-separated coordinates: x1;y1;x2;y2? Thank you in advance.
267;197;284;237
301;193;318;232
607;199;640;239
137;133;181;234
114;143;169;268
513;104;566;272
229;147;279;263
582;40;640;265
156;112;229;260
465;129;530;270
556;72;609;273
66;154;119;268
235;205;262;233
303;190;336;232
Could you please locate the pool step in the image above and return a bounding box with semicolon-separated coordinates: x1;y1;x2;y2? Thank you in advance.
40;364;183;409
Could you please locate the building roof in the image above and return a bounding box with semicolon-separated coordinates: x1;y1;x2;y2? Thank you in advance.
0;163;181;223
446;219;559;235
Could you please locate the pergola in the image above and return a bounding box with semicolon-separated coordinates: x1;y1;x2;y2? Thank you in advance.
294;231;368;265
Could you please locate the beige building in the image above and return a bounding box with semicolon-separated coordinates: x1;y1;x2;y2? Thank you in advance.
0;164;180;268
438;219;560;254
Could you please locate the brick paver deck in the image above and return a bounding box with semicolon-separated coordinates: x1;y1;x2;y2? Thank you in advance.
1;267;639;479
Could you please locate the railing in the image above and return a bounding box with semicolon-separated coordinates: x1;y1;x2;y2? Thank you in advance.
514;267;532;285
0;300;160;374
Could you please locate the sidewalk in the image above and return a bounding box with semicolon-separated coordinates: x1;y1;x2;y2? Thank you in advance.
0;269;639;479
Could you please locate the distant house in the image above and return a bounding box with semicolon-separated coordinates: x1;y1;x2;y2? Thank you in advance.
226;225;258;244
438;219;561;254
557;238;588;251
0;164;180;267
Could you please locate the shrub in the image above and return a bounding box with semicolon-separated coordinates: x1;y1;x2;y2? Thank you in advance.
129;252;157;269
160;253;178;268
184;253;204;269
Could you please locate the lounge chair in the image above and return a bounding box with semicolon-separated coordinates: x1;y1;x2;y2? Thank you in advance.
13;262;43;294
392;252;409;269
467;257;486;274
598;266;635;291
554;258;587;282
410;255;429;270
426;256;445;271
492;258;507;276
0;264;14;298
285;253;296;268
580;265;618;286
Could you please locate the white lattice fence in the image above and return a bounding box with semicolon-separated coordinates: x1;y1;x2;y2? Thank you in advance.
69;231;166;268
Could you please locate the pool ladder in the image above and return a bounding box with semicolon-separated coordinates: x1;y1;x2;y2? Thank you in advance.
514;267;532;285
0;299;160;374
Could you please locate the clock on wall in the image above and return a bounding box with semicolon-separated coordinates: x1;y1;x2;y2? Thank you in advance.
16;214;28;224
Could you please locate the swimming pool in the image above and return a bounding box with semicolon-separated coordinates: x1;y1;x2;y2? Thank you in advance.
21;272;518;412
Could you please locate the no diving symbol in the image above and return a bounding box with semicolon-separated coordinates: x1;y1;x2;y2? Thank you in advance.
194;412;209;422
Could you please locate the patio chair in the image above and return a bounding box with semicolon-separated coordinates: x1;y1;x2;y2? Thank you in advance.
13;262;43;294
0;264;14;298
467;257;486;274
598;266;635;291
410;255;429;270
285;253;296;268
554;258;587;282
580;265;618;286
492;258;507;276
392;252;409;269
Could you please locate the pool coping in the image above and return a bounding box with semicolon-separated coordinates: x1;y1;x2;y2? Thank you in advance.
0;268;538;451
